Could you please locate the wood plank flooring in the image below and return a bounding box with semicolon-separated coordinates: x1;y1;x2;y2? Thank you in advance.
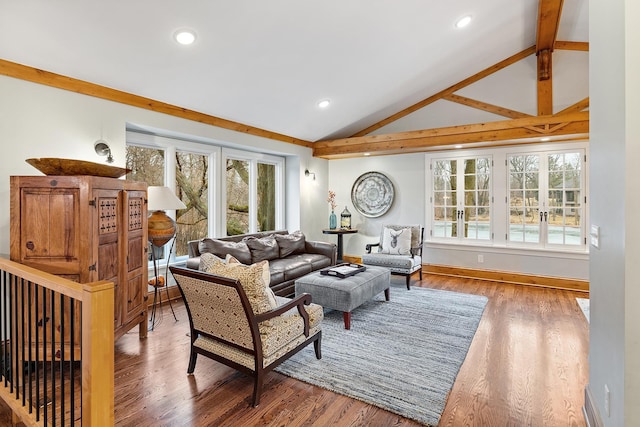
1;273;589;426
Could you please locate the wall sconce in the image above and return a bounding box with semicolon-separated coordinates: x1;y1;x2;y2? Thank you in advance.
304;169;316;180
94;139;114;163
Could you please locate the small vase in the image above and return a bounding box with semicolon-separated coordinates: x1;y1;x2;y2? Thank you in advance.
329;210;337;229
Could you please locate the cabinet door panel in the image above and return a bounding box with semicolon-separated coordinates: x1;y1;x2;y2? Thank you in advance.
21;188;80;262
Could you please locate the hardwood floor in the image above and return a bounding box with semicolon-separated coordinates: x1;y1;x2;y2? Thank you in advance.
1;273;589;426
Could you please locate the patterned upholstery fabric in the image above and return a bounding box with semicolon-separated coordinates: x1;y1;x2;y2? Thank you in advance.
207;258;276;316
361;253;422;275
194;298;322;369
199;252;224;271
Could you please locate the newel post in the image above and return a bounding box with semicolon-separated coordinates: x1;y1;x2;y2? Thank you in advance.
82;280;115;426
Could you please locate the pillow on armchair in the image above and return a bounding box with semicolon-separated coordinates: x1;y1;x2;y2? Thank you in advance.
380;226;412;255
206;257;277;317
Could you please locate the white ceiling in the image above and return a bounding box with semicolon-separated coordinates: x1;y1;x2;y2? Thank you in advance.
0;1;588;143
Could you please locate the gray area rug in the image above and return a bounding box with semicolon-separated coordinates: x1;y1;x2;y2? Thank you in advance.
577;297;589;323
275;285;488;426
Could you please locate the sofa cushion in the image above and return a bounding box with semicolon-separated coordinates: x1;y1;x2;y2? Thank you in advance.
207;258;277;316
274;231;306;257
198;238;252;265
199;252;224;271
380;226;412;255
244;235;280;263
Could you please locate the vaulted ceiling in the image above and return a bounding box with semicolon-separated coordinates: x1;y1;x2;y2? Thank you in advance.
0;1;588;158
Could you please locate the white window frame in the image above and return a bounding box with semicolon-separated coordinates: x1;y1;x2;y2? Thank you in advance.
425;142;588;254
506;148;586;251
221;147;285;234
429;154;493;244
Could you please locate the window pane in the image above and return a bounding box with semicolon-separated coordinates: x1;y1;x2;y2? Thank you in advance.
546;152;583;245
508;155;540;243
226;158;250;235
175;151;208;257
257;162;276;232
126;146;164;186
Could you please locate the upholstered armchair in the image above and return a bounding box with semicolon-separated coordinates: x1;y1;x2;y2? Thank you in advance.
361;224;424;289
170;263;323;407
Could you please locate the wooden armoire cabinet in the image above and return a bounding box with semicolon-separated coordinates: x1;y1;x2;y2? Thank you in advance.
10;175;149;356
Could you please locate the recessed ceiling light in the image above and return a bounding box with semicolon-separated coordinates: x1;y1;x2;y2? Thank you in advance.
364;153;371;156
541;137;550;142
174;29;197;45
455;15;472;29
454;144;463;149
317;99;331;109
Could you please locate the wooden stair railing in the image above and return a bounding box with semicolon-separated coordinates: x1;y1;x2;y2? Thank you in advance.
0;257;114;426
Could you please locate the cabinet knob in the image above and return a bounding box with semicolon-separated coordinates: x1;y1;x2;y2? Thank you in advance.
26;241;35;250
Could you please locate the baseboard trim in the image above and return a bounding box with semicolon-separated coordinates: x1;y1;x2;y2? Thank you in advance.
583;385;603;427
423;264;589;292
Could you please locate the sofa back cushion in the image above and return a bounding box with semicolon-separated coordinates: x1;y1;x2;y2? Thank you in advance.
243;235;280;263
198;238;252;265
274;230;306;257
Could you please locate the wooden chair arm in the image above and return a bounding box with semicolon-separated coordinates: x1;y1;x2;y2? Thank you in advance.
254;293;313;336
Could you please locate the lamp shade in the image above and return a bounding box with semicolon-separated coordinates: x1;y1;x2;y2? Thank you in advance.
147;186;186;246
147;186;187;211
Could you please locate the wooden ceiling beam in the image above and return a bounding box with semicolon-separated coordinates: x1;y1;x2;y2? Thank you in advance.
314;112;588;158
536;0;564;115
554;41;589;51
350;46;536;137
443;94;532;119
556;97;589;114
0;59;314;148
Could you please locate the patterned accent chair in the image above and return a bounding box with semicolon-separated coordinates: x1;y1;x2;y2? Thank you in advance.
361;224;424;290
170;266;323;407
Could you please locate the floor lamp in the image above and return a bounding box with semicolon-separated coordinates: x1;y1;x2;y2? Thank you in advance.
147;186;186;330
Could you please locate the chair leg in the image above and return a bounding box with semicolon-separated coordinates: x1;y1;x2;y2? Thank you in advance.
405;274;411;290
314;334;322;360
252;370;264;407
187;350;197;374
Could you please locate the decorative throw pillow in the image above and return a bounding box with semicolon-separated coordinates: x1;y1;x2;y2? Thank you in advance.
274;231;306;257
243;235;280;263
380;227;412;255
208;258;277;315
198;238;252;265
199;252;224;272
226;254;277;309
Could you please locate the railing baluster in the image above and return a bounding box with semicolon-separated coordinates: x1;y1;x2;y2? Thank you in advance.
0;260;113;426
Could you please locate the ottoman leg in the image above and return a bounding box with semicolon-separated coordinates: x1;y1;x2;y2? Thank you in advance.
384;288;390;301
343;312;351;330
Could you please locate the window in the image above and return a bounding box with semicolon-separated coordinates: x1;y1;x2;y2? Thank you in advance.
223;148;283;236
508;150;584;248
432;156;492;241
126;131;285;265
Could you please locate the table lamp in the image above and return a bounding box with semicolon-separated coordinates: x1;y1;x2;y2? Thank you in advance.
147;186;186;329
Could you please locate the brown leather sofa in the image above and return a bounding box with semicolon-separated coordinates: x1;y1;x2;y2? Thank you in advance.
186;230;337;297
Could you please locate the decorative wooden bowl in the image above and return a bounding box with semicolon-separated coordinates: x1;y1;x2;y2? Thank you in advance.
25;158;130;178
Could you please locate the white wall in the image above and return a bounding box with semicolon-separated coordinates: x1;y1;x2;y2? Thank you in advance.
589;0;640;425
0;75;327;257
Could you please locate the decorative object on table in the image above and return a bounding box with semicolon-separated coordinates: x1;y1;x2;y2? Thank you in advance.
320;263;366;278
327;190;337;229
94;139;114;163
276;286;488;426
340;206;352;229
147;186;187;330
25;157;130;178
351;171;395;217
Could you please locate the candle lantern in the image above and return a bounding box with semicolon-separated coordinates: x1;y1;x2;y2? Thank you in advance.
340;206;352;229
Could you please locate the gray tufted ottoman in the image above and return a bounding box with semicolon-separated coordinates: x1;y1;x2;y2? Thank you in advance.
294;265;391;329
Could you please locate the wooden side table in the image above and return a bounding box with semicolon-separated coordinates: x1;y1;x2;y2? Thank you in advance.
322;228;358;263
